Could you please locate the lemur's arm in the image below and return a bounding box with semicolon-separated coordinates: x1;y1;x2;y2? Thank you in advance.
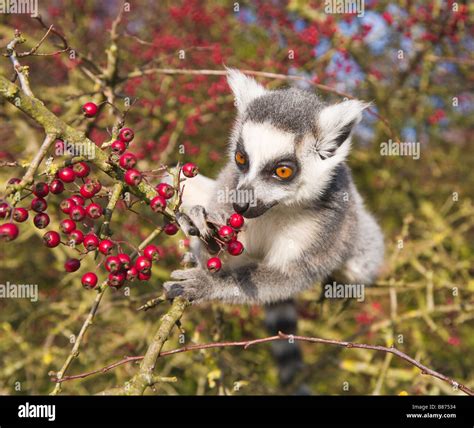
163;259;332;305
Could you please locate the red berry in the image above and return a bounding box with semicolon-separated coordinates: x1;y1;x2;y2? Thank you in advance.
82;272;98;289
150;195;167;212
13;207;28;223
228;213;244;229
82;102;98;118
118;127;134;143
156;183;175;199
105;256;122;273
126;266;139;281
7;177;21;185
124;169;142;186
70;205;86;221
49;179;64;194
227;240;244;256
143;245;160;261
99;239;115;255
119;152;137;170
108;272;126;288
73;161;90;178
83;233;100;251
33;213;50;229
218;225;235;242
60;219;76;234
135;255;151;273
118;253;131;269
163;223;179;235
65;258;81;272
58;167;75;183
32;182;49;197
43;230;61;248
0;223;19;241
79;183;95;198
87;178;102;194
86;203;103;219
182;162;198;178
31;197;47;213
69;229;84;245
70;195;85;206
138;271;151;281
60;198;76;214
111;140;127;154
207;257;222;273
0;202;10;218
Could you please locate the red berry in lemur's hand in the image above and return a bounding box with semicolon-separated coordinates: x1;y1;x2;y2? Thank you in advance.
83;233;100;251
108;272;126;288
57;167;76;183
32;182;49;197
99;239;115;255
227;240;244;256
69;205;86;221
86;203;103;219
68;229;84;245
0;223;19;241
60;219;76;234
135;255;152;273
118;253;131;269
33;213;50;229
143;244;160;261
73;161;90;178
60;198;76;214
124;169;142;186
228;213;244;229
111;140;127;154
156;183;175;199
119;152;137;170
49;179;64;194
138;271;151;281
65;258;81;272
82;102;98;118
13;207;28;223
0;202;10;218
218;225;235;242
181;162;198;178
207;257;222;273
105;256;122;273
118;127;134;143
150;195;167;212
81;272;98;289
43;230;61;248
163;223;179;235
31;197;47;213
70;195;85;206
126;266;138;281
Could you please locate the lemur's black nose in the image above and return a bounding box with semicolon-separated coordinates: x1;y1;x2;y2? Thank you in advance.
233;202;249;214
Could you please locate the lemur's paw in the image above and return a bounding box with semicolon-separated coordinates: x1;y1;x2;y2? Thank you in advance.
181;251;198;267
163;268;211;302
187;205;213;239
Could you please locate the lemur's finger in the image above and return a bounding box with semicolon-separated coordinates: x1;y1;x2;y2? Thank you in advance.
175;212;199;236
170;268;200;280
181;252;198;268
187;205;213;238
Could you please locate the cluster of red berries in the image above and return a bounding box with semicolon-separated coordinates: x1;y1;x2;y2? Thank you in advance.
206;212;245;273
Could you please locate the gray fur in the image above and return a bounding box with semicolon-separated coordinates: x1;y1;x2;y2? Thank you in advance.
163;70;384;305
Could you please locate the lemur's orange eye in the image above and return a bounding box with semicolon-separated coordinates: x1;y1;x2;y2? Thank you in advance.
275;166;293;179
235;151;247;165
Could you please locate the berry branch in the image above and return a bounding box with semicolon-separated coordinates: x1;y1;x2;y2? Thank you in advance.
53;331;474;396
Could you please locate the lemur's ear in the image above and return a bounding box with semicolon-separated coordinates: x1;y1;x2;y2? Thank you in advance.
316;99;370;160
226;67;267;113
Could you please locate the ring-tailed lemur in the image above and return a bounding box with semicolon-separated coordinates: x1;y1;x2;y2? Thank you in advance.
163;69;384;305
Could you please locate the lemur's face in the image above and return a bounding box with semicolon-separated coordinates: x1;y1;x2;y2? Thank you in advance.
226;69;368;219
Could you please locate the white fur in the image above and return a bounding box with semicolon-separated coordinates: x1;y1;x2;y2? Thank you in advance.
226;68;267;113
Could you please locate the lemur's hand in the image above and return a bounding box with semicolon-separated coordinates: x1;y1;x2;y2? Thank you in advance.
175;205;227;240
163;267;214;302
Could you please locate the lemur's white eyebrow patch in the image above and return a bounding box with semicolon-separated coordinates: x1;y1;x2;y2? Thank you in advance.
241;122;295;171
